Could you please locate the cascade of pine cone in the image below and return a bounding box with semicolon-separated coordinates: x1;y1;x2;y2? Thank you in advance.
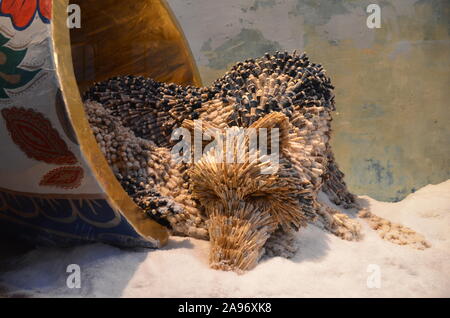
84;51;368;271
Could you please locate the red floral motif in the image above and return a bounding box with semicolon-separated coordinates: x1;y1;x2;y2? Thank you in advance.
39;166;84;189
2;107;77;165
37;0;51;21
0;0;52;30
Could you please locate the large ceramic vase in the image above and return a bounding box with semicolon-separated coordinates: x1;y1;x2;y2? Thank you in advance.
0;0;201;248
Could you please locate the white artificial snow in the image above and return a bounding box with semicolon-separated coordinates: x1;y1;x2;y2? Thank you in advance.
1;180;449;298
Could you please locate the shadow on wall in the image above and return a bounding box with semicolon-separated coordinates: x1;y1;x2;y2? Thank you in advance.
167;0;450;202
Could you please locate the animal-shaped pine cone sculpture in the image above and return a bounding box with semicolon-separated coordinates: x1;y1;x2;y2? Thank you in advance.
84;51;362;272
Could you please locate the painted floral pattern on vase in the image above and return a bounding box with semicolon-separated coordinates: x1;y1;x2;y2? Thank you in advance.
0;0;51;30
39;166;84;189
2;107;77;165
0;33;40;98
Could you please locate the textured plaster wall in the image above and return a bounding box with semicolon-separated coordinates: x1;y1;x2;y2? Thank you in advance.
167;0;450;202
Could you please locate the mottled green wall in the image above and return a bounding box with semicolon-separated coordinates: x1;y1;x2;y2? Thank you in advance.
167;0;450;201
